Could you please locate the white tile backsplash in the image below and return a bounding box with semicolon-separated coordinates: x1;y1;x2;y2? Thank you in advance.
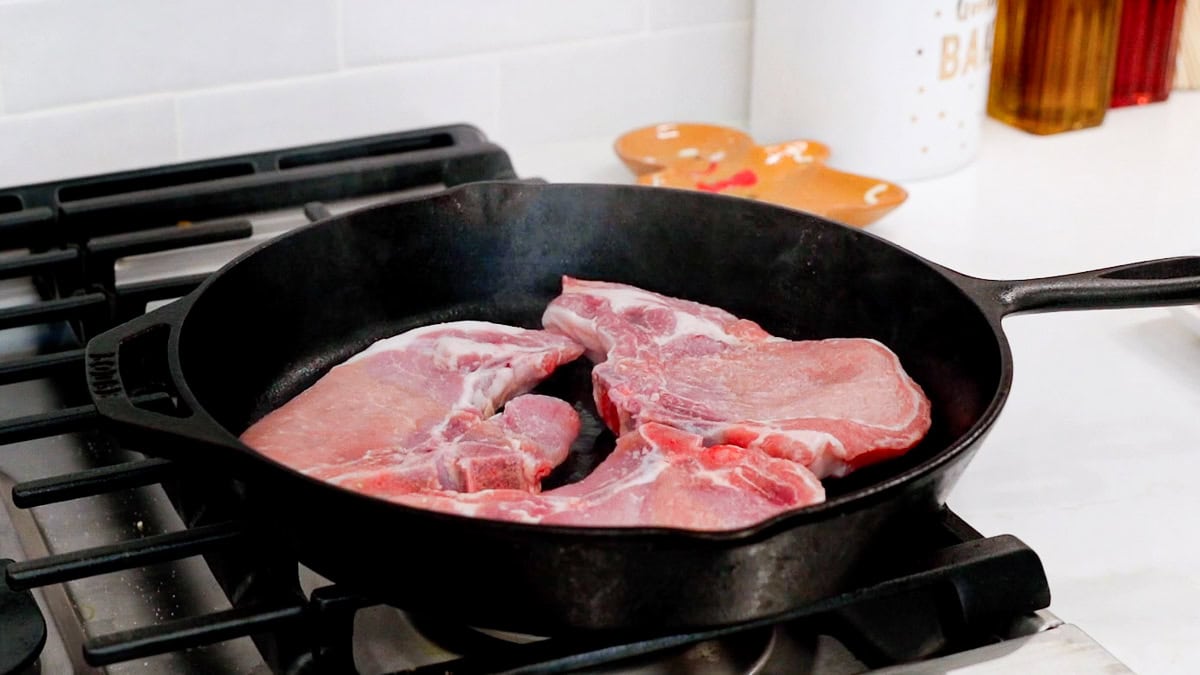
0;0;339;113
0;1;753;185
0;98;176;186
647;0;751;28
498;22;750;143
177;59;500;159
341;0;645;66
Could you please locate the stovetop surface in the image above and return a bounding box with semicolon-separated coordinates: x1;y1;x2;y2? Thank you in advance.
0;126;1130;674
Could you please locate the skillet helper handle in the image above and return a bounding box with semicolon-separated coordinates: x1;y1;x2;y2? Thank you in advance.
982;257;1200;317
86;299;235;454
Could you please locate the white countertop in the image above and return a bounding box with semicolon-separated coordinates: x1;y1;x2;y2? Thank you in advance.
508;91;1200;675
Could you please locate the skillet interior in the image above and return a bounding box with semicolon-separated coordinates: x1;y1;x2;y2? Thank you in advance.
167;182;1007;632
179;181;1003;506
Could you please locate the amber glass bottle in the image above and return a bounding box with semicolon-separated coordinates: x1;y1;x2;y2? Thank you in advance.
988;0;1123;134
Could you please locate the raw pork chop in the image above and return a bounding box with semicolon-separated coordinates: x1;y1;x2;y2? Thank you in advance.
542;278;931;478
391;423;825;531
240;321;584;495
308;393;580;494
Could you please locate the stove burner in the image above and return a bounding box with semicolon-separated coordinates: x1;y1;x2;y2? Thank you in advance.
0;559;46;675
400;617;778;675
573;629;777;675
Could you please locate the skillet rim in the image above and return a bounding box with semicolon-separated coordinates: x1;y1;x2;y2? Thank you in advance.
170;180;1016;542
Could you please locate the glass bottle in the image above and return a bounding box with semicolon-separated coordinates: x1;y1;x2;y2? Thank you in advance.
988;0;1123;135
1111;0;1187;106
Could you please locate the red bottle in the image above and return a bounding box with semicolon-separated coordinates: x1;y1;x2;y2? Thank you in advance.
1111;0;1187;107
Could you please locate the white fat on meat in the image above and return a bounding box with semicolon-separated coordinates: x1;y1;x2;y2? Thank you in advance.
240;321;585;496
542;277;932;479
541;279;774;362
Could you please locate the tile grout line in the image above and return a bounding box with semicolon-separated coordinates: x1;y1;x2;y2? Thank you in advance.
0;92;181;124
348;18;750;70
4;71;344;120
172;96;183;159
492;58;505;140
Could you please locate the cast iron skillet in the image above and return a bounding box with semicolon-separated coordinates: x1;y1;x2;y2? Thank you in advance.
83;182;1200;636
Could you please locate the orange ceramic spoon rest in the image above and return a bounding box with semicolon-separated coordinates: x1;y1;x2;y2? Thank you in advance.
615;124;906;227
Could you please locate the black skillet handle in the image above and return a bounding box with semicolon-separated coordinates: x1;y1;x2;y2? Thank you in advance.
956;257;1200;318
86;298;239;456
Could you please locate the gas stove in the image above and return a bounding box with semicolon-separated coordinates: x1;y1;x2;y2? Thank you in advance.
0;125;1129;674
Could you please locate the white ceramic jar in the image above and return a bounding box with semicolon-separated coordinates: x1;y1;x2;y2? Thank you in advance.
749;0;998;181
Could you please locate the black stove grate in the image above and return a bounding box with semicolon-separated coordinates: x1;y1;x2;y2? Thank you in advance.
0;125;514;250
0;123;515;342
0;125;517;673
3;486;1050;674
0;126;1051;674
0;557;45;675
